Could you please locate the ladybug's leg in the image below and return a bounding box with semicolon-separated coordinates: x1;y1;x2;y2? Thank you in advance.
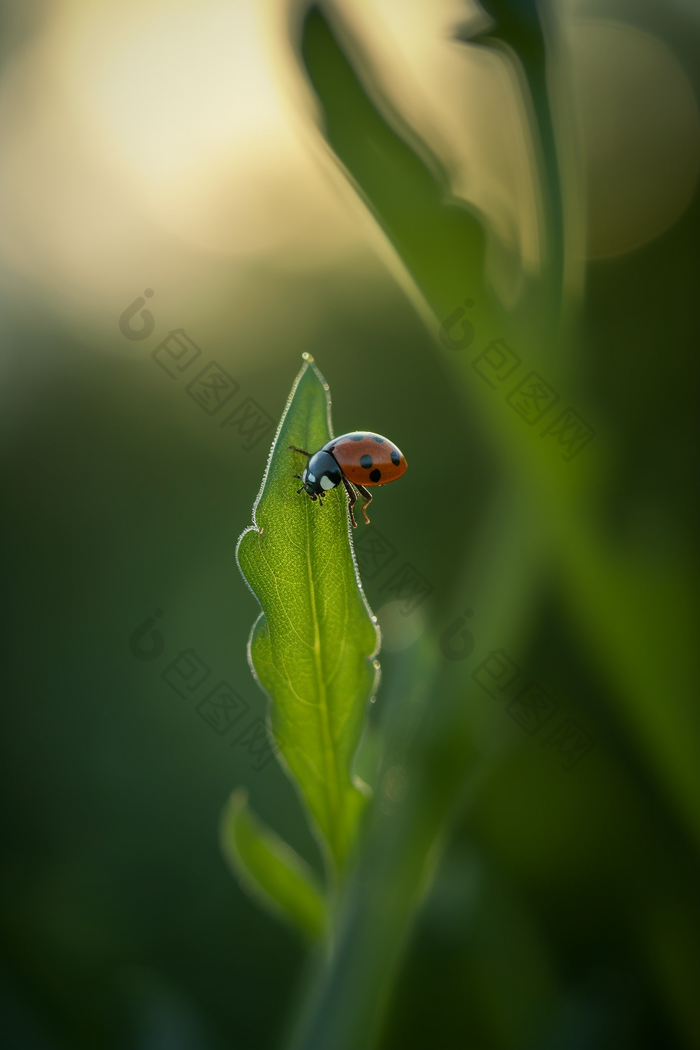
289;445;311;457
341;476;359;529
353;482;373;525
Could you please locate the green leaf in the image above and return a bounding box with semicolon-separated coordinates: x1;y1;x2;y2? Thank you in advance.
220;789;327;941
236;354;379;873
299;7;490;326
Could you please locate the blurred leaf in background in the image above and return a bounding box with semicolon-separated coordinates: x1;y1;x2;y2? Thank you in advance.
1;1;699;1049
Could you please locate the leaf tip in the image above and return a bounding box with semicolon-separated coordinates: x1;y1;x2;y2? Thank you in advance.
222;787;248;825
302;351;315;362
220;788;328;942
230;785;248;805
352;774;373;800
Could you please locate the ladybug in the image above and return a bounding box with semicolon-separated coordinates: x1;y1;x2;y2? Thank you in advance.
290;432;407;527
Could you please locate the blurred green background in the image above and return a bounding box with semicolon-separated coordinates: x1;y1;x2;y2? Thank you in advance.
1;0;699;1048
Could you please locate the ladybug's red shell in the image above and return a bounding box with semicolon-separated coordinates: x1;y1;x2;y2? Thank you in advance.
322;432;407;487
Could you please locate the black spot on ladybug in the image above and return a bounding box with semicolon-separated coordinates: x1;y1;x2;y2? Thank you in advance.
391;450;400;466
370;468;381;482
350;434;364;441
360;454;373;469
373;436;384;442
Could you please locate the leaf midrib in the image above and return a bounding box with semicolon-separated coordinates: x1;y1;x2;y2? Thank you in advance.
304;496;344;867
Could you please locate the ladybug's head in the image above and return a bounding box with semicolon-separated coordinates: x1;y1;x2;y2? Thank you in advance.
301;450;342;498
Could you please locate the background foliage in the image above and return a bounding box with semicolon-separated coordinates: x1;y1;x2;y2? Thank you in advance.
1;1;699;1048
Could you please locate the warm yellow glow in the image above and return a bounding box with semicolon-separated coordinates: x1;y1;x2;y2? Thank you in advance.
55;0;341;255
0;0;361;309
1;0;697;327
